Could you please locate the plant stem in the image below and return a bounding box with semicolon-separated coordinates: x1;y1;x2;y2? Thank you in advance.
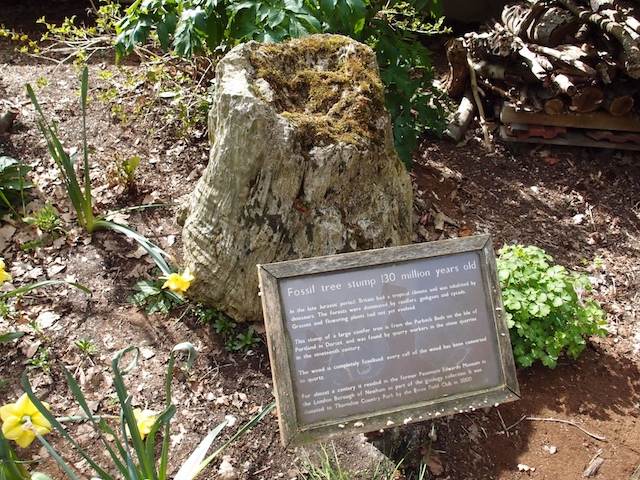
56;415;119;423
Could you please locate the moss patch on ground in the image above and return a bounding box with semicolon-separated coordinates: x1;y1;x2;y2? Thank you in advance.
248;35;386;147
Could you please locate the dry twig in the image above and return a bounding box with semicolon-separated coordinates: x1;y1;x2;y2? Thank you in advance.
510;416;607;442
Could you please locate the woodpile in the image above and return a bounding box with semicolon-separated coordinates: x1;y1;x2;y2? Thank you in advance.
446;0;640;149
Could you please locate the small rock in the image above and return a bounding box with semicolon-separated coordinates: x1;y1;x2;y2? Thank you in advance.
140;346;156;360
21;338;42;358
36;311;60;328
218;456;237;480
572;213;586;225
544;445;558;455
517;463;531;472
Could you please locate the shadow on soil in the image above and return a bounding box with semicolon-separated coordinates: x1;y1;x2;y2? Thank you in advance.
385;139;640;479
373;346;640;479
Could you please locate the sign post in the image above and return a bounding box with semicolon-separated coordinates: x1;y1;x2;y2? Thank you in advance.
258;235;519;446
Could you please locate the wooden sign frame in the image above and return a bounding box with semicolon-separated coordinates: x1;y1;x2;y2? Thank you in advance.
257;235;519;446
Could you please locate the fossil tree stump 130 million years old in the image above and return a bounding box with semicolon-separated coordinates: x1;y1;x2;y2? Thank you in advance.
181;34;414;322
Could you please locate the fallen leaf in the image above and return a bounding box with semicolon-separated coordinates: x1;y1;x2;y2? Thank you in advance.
426;453;444;476
140;346;155;360
21;338;41;358
0;223;16;251
47;263;66;276
126;245;148;259
218;456;237;480
572;213;586;225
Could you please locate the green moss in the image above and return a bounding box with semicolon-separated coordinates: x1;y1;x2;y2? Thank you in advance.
248;35;386;147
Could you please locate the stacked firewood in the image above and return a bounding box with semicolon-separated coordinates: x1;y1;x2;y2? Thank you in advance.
445;0;640;146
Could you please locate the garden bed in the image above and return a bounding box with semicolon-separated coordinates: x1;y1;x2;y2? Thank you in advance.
1;14;639;480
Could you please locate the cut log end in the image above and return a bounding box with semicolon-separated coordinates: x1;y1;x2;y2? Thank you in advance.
571;86;605;113
605;95;635;116
544;98;566;115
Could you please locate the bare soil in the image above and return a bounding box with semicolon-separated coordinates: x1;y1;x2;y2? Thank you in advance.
1;17;639;480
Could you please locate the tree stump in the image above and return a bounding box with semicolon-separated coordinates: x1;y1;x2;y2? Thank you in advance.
181;35;414;322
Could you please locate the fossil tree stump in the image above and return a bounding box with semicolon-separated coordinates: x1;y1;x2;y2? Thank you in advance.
181;35;414;322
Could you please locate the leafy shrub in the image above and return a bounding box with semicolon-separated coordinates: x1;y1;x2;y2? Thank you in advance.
497;245;607;368
115;0;448;163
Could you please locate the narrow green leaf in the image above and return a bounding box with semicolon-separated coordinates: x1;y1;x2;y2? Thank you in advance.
62;367;128;476
111;347;155;478
34;434;81;480
0;331;25;343
143;404;176;478
1;280;91;300
119;409;142;480
21;372;114;479
80;67;90;200
94;220;173;276
173;421;227;480
194;402;275;478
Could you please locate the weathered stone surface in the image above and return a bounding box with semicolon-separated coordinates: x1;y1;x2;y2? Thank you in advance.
182;34;413;322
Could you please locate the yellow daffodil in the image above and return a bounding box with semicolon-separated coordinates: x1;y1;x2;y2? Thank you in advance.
161;268;194;296
0;258;11;284
0;393;52;448
133;409;157;440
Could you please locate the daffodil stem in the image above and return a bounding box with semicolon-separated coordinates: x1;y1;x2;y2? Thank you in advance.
56;414;118;423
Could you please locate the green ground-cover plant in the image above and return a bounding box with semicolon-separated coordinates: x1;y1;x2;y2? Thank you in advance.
0;156;31;216
497;244;607;368
193;305;261;352
17;343;274;480
129;278;183;314
115;0;448;163
299;442;419;480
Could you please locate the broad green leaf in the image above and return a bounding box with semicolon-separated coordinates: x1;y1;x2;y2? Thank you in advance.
0;331;24;343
